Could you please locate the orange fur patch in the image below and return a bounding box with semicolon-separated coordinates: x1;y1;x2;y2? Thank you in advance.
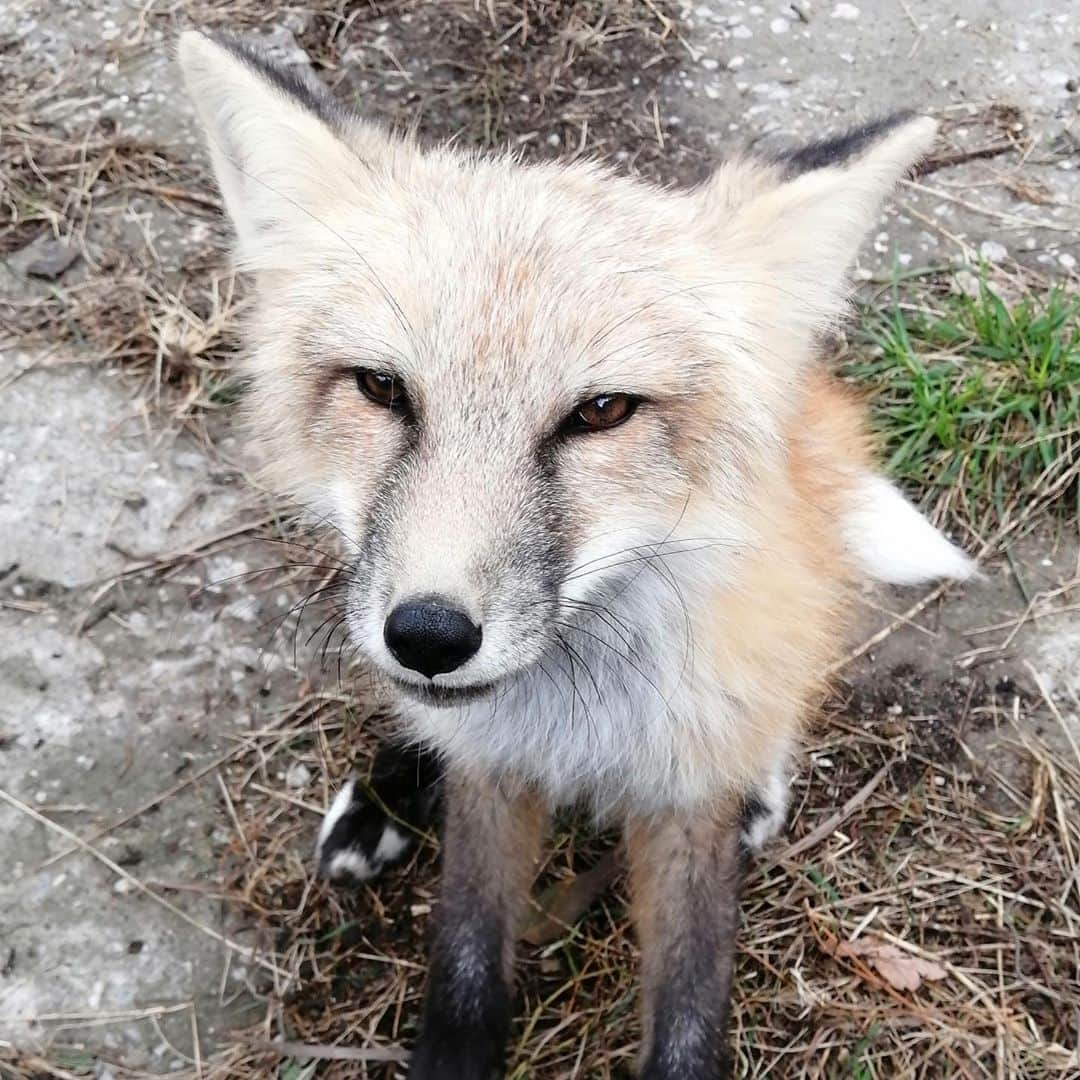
701;371;872;789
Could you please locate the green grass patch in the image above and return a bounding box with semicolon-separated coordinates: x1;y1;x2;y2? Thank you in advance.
844;277;1080;541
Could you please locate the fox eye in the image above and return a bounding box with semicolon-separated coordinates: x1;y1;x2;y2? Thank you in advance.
564;393;640;434
354;368;408;412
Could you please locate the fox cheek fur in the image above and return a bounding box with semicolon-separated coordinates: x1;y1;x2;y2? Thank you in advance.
181;29;975;1079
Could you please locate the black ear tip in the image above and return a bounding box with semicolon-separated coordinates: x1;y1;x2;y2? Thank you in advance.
782;110;923;176
186;26;343;132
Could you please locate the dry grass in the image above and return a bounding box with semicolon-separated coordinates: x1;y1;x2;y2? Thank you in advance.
0;105;243;412
204;657;1080;1079
8;619;1078;1079
297;0;704;177
254;648;1080;1078
4;3;1080;1079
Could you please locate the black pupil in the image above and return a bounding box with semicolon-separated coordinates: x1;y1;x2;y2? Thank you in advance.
361;371;396;402
583;395;624;425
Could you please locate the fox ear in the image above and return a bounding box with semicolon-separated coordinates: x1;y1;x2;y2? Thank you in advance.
709;114;937;343
178;31;383;269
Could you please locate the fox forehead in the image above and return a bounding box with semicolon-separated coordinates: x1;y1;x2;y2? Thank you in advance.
289;163;733;402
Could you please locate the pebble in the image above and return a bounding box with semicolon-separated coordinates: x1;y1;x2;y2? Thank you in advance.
285;762;312;789
954;270;981;298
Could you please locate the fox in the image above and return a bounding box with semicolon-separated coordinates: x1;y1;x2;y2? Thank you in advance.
179;29;975;1079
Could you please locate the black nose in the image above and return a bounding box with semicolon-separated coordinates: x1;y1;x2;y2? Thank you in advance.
384;598;482;679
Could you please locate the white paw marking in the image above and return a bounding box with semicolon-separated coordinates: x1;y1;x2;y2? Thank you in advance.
326;848;375;882
315;779;355;861
315;780;413;884
741;768;790;852
373;823;410;865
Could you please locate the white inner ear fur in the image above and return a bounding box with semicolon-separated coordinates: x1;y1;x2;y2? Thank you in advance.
842;474;976;585
177;30;370;270
715;116;938;342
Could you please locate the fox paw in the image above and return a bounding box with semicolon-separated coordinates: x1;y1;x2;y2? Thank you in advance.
315;742;443;885
739;765;790;854
315;779;415;883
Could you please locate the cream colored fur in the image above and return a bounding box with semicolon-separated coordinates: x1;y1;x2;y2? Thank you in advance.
180;31;973;820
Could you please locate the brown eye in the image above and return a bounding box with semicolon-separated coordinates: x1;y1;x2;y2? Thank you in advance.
355;368;407;411
566;393;640;434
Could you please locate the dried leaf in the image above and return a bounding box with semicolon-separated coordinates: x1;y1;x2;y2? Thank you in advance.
835;938;948;991
520;850;620;946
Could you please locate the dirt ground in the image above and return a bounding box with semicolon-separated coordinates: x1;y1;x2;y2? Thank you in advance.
2;1;1079;1077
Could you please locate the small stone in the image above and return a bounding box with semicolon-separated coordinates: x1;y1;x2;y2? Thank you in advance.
115;845;143;868
954;269;981;298
24;238;80;280
1058;252;1076;270
285;762;312;789
831;2;860;18
727;55;746;70
770;17;790;33
979;239;1008;263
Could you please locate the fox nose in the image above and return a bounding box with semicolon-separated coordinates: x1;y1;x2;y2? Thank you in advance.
384;598;482;679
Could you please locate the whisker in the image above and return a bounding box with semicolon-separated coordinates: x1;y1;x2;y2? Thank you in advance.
554;618;676;720
563;536;738;582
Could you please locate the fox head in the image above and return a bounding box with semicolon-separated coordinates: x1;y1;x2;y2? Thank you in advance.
180;32;970;723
